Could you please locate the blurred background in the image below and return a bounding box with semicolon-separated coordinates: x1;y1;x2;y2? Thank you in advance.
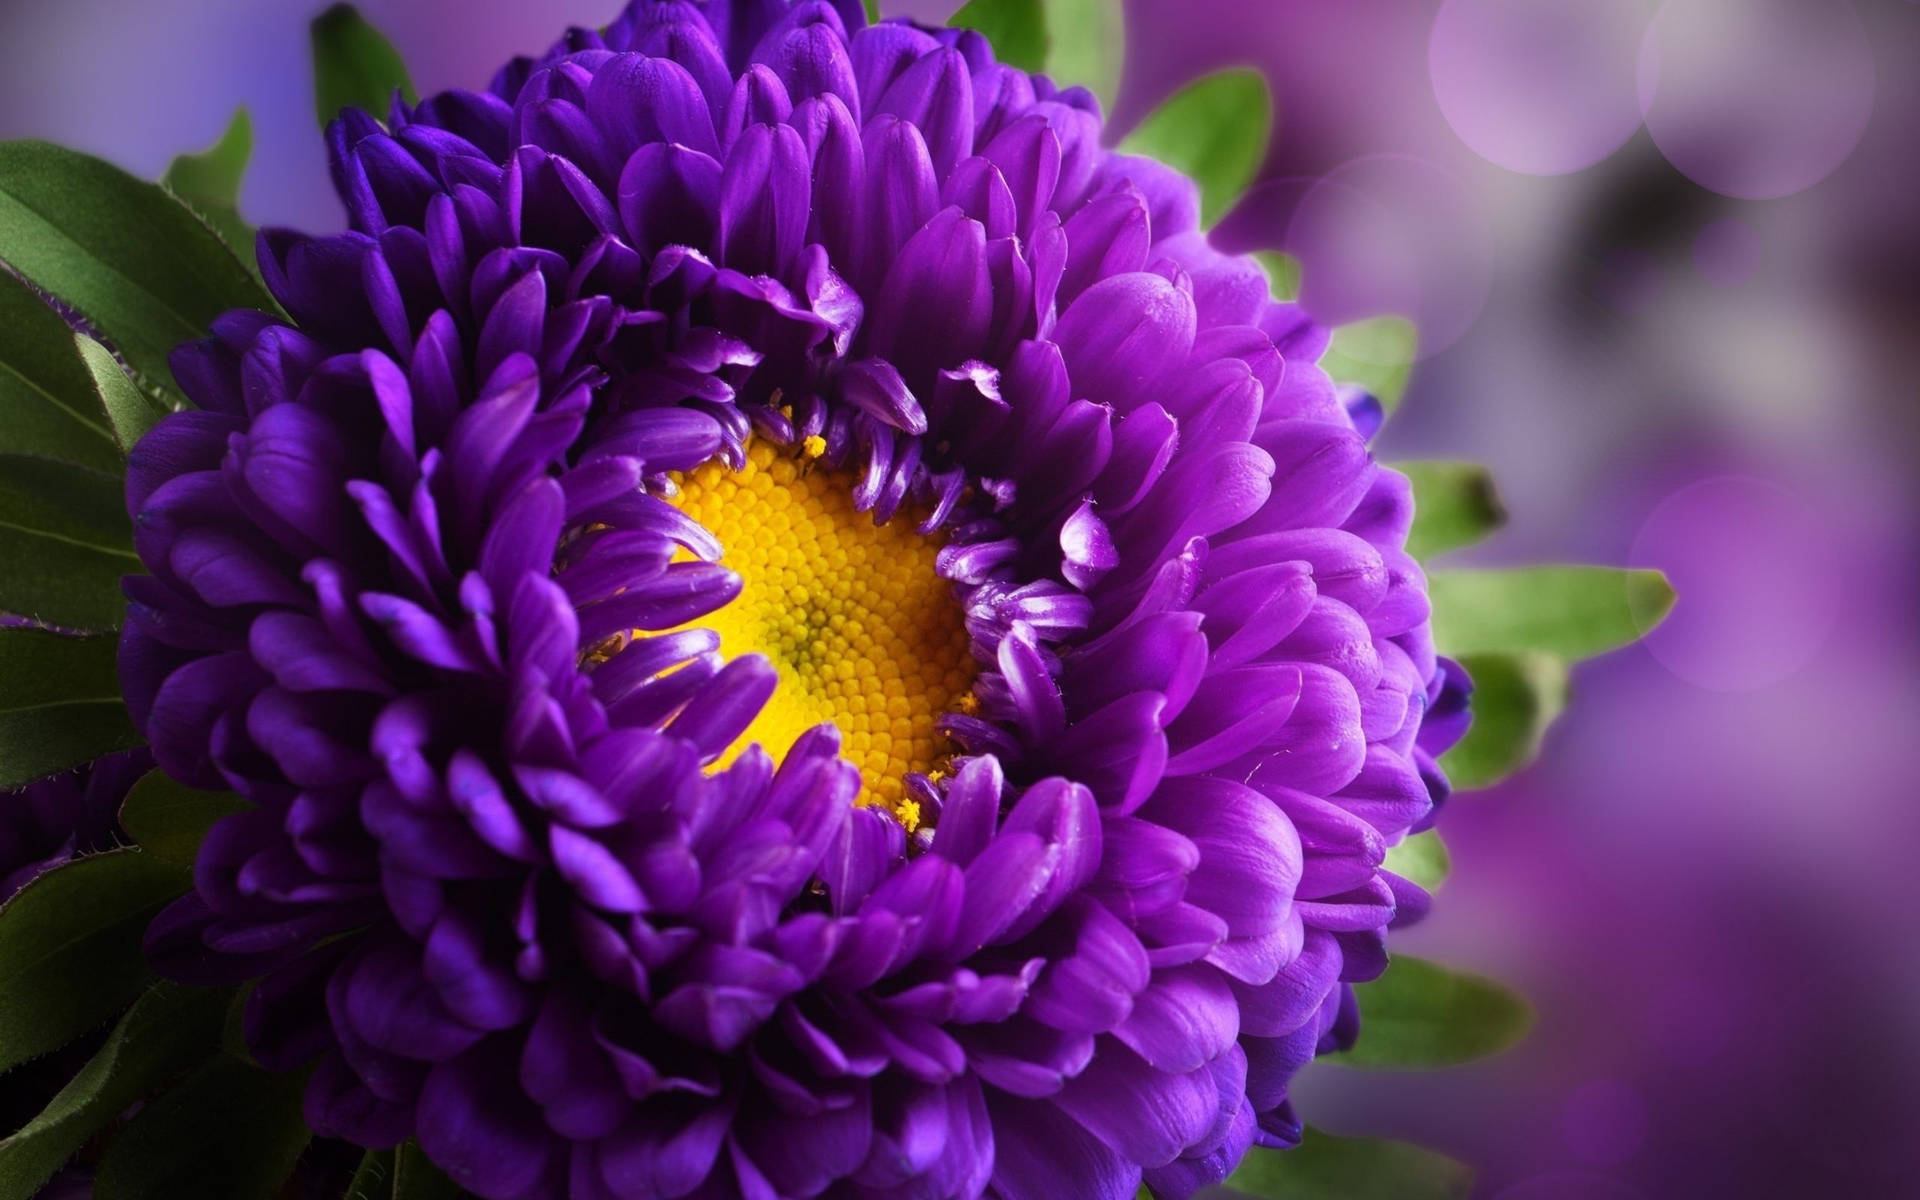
1;0;1914;1194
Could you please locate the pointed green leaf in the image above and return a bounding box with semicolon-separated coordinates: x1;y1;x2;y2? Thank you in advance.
220;979;260;1066
342;1144;463;1200
1043;0;1125;110
1441;651;1569;791
1319;315;1417;417
0;141;275;405
950;0;1047;72
0;850;189;1073
1119;68;1271;227
1383;830;1450;891
1399;460;1506;560
1253;250;1301;303
92;1054;310;1200
1224;1127;1473;1199
313;4;418;128
347;1151;395;1200
162;110;249;213
0;454;139;633
119;771;250;868
864;0;882;22
75;333;165;453
0;271;122;475
1327;955;1532;1069
0;629;141;788
1429;566;1675;662
393;1141;462;1200
163;109;255;269
0;982;227;1200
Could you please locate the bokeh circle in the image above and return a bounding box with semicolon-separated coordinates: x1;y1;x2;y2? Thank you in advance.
1630;475;1838;692
1285;154;1494;356
1638;0;1875;198
1429;0;1653;175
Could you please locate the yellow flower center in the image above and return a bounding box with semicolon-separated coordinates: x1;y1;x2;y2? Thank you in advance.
666;440;975;829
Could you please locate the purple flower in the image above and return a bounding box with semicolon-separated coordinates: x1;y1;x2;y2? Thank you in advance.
1;749;149;901
124;2;1467;1196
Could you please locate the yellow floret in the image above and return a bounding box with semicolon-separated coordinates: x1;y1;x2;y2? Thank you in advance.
663;440;975;830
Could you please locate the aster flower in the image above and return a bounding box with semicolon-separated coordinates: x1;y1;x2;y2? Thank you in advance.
109;2;1472;1196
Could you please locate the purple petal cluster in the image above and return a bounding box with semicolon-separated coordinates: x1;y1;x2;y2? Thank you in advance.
121;2;1468;1196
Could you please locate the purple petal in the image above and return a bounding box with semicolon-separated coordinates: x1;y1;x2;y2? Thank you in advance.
987;1094;1137;1200
716;121;810;277
1113;963;1239;1074
587;53;718;157
1053;272;1196;414
416;1045;554;1200
617;142;722;252
873;46;974;179
1053;1043;1220;1169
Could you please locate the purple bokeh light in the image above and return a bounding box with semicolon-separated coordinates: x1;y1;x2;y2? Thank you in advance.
1285;153;1494;355
1630;476;1837;691
1638;0;1876;198
1429;0;1652;175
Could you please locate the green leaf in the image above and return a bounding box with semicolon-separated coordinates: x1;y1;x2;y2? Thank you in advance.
1429;566;1676;662
92;1054;310;1200
0;849;190;1074
1383;830;1450;891
119;770;250;868
1441;651;1569;790
1399;460;1506;560
1224;1127;1473;1199
0;270;123;475
1327;955;1532;1069
1119;68;1271;228
220;980;260;1066
0;453;139;633
950;0;1047;72
313;4;418;128
162;109;249;214
393;1141;462;1200
347;1151;395;1200
1319;315;1418;417
163;109;256;269
1253;250;1301;303
1043;0;1125;112
341;1144;459;1200
0;141;276;406
75;333;165;454
0;982;227;1200
0;628;141;788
